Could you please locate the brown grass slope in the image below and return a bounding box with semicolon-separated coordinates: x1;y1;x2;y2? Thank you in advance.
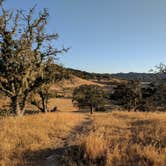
50;75;103;91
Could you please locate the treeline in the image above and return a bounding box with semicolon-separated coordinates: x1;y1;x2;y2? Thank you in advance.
110;80;166;112
68;68;166;82
72;80;166;113
67;68;111;80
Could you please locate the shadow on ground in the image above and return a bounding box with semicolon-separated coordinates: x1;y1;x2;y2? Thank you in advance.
23;113;94;166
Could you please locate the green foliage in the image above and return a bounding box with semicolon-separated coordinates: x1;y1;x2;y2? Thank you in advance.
72;85;106;113
144;81;166;111
112;81;142;110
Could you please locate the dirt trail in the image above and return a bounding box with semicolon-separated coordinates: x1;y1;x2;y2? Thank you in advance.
38;113;93;166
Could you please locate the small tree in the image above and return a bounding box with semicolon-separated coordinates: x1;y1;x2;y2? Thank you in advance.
72;85;106;114
153;63;166;74
150;63;166;110
0;2;67;116
30;64;68;113
112;81;142;110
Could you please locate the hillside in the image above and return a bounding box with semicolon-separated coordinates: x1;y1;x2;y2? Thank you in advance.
68;68;166;82
51;75;103;92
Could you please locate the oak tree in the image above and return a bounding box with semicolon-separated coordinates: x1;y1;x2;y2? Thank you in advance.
0;2;67;116
72;85;106;114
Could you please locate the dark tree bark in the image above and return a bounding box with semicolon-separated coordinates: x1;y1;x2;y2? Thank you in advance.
11;96;26;116
90;106;94;114
41;95;48;113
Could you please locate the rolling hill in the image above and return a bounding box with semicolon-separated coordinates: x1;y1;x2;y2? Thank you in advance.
68;68;166;82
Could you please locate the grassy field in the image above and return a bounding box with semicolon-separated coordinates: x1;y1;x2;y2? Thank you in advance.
0;112;86;165
81;112;166;166
0;111;165;166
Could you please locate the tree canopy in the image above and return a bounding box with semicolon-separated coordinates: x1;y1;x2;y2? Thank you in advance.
72;85;106;114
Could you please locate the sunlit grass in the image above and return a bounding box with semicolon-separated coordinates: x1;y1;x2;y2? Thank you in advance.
79;111;166;166
0;111;166;165
0;112;85;166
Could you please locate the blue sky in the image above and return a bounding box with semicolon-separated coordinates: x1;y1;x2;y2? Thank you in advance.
5;0;166;73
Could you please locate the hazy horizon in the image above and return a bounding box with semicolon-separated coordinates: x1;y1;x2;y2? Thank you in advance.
68;67;156;74
5;0;166;73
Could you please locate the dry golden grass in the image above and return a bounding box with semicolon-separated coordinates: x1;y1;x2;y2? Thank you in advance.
50;76;103;91
0;112;85;166
81;133;107;160
0;76;102;113
0;110;166;166
50;76;104;98
48;98;77;112
0;97;76;114
79;111;166;166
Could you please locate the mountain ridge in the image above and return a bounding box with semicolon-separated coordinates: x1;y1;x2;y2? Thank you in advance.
67;68;166;82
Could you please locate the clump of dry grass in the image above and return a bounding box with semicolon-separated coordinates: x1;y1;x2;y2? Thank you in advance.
0;112;85;166
81;133;107;160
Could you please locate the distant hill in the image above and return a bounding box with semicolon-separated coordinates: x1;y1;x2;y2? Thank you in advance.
112;72;166;82
67;68;166;82
67;68;112;80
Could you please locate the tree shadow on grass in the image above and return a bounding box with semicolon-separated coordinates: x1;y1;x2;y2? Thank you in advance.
70;109;90;113
0;108;40;117
23;144;106;166
23;145;82;166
